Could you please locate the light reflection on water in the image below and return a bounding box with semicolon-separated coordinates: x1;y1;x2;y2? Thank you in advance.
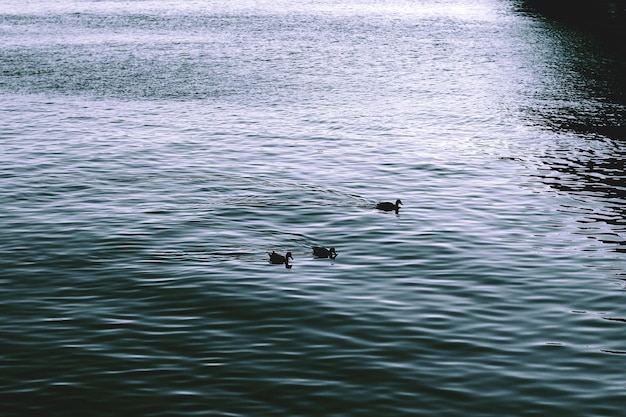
1;0;625;416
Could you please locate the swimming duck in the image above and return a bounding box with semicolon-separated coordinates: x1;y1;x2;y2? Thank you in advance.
376;199;402;212
312;246;337;259
268;251;293;267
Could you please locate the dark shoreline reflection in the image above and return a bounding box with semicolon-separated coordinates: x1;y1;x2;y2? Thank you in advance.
516;1;626;251
522;0;626;39
520;0;626;141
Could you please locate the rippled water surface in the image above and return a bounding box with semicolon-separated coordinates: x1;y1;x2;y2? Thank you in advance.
1;0;625;415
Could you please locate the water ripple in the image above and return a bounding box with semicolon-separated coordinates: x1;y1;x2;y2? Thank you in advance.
2;1;626;416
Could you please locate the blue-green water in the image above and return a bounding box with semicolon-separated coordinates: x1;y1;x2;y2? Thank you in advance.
1;1;625;415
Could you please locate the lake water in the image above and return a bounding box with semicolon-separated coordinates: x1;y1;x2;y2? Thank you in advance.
1;0;625;415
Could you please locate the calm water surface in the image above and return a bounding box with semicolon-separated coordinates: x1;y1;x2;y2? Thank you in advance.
1;0;625;415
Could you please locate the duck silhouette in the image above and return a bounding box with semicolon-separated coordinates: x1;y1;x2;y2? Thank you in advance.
268;251;293;268
312;246;337;259
376;199;402;212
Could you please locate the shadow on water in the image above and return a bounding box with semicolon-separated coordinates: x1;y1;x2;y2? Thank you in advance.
520;0;626;140
522;0;626;40
514;1;626;251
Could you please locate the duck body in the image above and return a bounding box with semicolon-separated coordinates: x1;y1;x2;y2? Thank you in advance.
376;199;402;212
312;246;337;259
268;251;293;266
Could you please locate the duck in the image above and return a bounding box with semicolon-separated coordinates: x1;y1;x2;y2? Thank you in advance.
268;251;293;267
312;246;337;259
376;199;402;212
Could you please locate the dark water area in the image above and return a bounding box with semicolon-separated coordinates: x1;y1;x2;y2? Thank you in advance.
1;1;626;416
521;0;626;140
523;0;626;32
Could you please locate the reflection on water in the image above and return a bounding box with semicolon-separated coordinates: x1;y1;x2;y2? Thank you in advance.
538;140;626;251
514;5;626;253
520;2;626;140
